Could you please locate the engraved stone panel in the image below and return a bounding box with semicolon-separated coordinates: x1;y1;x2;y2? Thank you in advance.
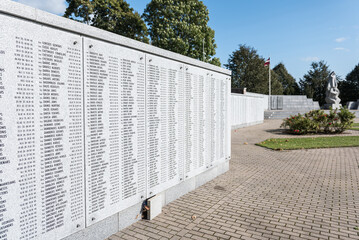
212;72;227;166
84;38;146;226
184;66;208;179
207;73;218;167
221;76;230;161
0;15;85;239
146;55;184;196
219;75;226;163
204;73;213;168
226;78;231;160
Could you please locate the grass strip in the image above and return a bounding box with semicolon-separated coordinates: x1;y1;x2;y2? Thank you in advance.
256;136;359;150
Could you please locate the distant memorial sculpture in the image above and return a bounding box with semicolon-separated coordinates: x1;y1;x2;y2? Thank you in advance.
324;71;341;109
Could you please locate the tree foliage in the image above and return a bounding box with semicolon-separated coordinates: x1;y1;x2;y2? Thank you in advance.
225;45;283;94
64;0;149;43
270;71;284;95
273;63;300;95
143;0;220;66
299;61;331;106
338;63;359;105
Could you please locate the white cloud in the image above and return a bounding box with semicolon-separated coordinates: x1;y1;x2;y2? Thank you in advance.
334;47;349;52
301;57;319;62
335;37;347;43
14;0;67;15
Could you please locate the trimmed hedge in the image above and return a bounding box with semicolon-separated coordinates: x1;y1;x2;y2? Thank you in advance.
281;108;355;134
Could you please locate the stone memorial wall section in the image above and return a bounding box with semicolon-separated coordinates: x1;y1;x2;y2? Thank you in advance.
209;73;219;167
0;2;231;239
226;78;231;159
184;66;208;179
0;15;85;239
84;38;146;225
146;55;184;196
212;72;230;165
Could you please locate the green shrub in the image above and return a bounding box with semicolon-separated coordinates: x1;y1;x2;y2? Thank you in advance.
281;108;355;134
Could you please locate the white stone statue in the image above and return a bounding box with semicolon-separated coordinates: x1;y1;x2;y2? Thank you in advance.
325;71;341;109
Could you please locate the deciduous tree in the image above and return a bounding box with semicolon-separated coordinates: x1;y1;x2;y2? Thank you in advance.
225;45;283;94
143;0;220;66
64;0;149;43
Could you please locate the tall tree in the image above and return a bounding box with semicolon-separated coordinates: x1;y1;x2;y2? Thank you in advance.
273;63;300;95
225;44;283;94
338;63;359;105
64;0;149;43
143;0;220;66
299;61;331;105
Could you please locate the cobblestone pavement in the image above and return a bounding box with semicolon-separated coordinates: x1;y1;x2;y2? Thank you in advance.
108;120;359;240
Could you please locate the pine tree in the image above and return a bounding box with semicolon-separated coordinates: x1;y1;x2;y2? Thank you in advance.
273;63;300;95
299;61;331;105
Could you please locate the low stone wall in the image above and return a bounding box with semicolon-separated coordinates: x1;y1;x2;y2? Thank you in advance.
270;95;320;111
231;93;264;129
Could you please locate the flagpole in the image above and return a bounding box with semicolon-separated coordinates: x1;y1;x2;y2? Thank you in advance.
268;60;271;110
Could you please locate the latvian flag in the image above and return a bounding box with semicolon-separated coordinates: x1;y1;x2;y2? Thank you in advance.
264;57;270;66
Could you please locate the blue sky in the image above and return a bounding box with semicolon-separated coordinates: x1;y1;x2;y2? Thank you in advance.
13;0;359;81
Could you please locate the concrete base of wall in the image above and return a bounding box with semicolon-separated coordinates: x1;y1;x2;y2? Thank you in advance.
62;213;119;240
231;120;264;130
63;161;229;240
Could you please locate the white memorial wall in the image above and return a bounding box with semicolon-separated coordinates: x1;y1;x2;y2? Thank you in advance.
0;11;231;240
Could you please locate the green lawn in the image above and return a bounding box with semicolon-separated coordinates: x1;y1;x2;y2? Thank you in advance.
350;123;359;130
257;136;359;150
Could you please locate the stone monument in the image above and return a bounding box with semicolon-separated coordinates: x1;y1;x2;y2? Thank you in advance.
324;71;341;109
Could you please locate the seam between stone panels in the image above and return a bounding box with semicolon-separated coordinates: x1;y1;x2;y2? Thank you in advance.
81;36;88;227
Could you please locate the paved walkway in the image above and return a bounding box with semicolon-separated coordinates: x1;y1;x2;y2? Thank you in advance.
108;120;359;240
